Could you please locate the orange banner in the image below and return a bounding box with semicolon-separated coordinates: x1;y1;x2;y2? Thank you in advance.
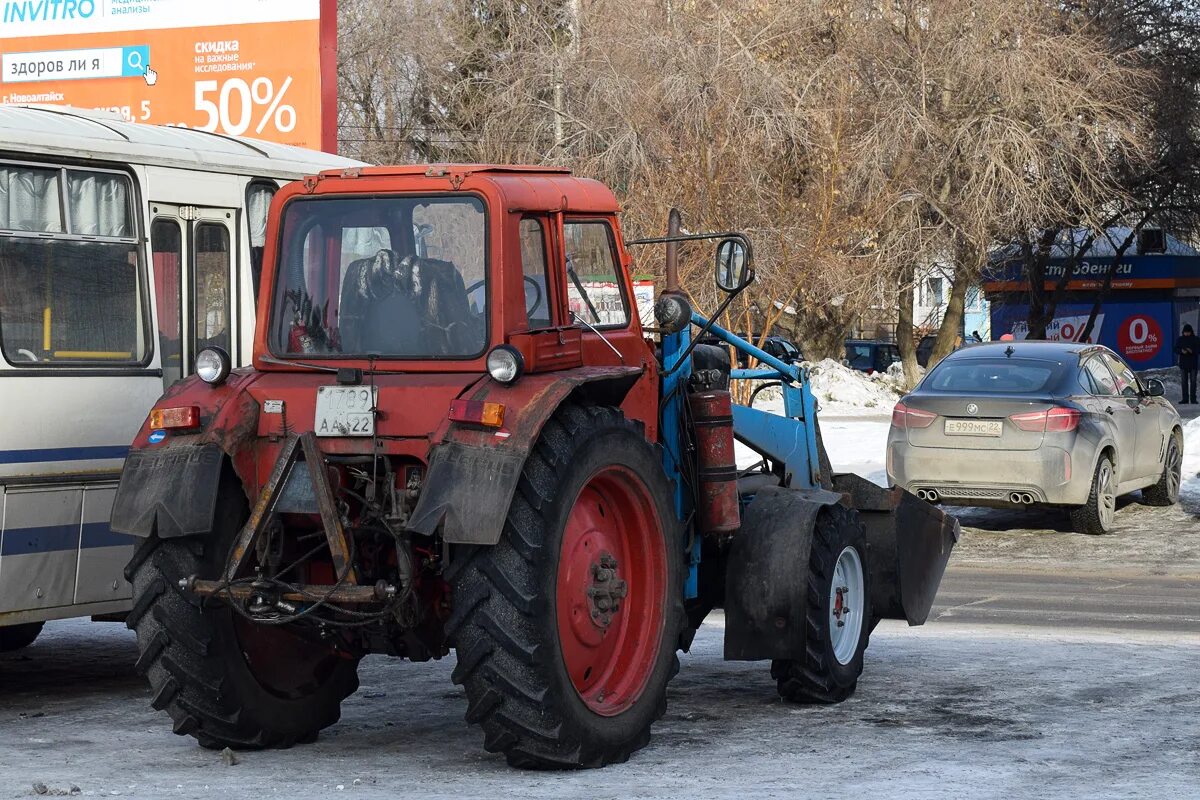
0;0;335;151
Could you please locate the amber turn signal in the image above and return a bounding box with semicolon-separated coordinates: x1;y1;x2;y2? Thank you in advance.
150;406;201;431
448;399;506;428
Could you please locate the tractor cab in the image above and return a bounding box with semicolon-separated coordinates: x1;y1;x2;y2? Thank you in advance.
110;165;956;772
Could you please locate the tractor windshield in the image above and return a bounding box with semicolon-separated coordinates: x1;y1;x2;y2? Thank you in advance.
269;195;487;359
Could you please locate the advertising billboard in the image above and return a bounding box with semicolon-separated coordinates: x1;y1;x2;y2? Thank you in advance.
0;0;337;152
991;301;1177;370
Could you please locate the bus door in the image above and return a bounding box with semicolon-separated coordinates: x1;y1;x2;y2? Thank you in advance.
150;205;239;389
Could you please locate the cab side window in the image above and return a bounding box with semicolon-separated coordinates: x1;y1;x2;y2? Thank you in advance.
1083;357;1118;396
563;220;629;328
520;218;552;328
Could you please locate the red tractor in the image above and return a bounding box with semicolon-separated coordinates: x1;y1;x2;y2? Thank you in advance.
111;165;956;769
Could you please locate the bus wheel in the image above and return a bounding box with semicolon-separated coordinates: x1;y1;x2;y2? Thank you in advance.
0;622;44;653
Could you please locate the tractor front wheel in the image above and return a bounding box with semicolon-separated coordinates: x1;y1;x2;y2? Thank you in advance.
449;404;684;769
771;504;872;704
125;467;360;750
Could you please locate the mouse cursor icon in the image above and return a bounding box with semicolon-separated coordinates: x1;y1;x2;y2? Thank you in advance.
144;65;157;86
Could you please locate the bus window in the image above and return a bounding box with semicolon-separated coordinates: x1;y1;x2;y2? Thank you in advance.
151;219;183;387
247;182;276;301
195;222;231;356
0;164;144;365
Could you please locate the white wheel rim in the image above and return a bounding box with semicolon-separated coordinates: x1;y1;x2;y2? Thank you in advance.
1098;461;1116;528
829;546;865;666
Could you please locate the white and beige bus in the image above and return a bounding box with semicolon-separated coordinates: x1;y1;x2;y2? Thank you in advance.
0;106;359;651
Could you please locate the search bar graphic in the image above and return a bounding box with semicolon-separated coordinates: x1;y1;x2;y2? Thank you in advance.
2;45;150;84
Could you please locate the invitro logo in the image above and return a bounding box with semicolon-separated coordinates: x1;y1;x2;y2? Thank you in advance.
3;0;95;23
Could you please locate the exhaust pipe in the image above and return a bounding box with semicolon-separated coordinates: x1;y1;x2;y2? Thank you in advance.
1009;492;1023;504
916;489;928;501
1010;492;1035;505
918;489;939;503
1022;492;1035;505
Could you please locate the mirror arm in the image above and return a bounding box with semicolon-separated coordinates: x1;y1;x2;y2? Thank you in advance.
661;282;746;377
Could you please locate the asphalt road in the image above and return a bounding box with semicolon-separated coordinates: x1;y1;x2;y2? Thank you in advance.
932;566;1200;636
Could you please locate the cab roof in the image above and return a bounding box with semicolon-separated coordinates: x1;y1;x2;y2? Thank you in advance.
313;164;622;215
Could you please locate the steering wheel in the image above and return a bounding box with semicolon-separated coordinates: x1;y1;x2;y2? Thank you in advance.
466;276;543;318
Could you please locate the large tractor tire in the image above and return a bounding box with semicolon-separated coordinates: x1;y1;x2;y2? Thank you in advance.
448;404;685;769
771;504;872;704
0;622;44;652
125;467;360;750
1142;432;1183;507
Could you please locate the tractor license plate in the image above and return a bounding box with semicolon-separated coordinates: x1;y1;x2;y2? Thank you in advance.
944;418;1002;437
314;386;377;437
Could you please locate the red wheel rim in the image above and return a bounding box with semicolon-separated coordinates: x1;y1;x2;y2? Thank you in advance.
556;465;668;717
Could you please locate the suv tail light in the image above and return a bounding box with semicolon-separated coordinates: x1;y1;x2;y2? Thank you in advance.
891;400;936;429
1010;407;1080;433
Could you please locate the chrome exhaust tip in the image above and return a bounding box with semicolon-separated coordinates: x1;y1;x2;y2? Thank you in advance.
924;489;940;503
1022;492;1036;505
1009;492;1023;504
916;489;928;501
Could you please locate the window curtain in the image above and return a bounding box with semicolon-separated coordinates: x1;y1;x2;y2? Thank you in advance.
248;184;275;248
67;171;131;238
0;166;62;232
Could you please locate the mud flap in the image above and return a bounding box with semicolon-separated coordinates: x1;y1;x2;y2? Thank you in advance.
723;485;842;661
832;473;959;626
110;445;225;538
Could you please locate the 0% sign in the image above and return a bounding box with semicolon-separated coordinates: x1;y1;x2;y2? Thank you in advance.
194;76;297;137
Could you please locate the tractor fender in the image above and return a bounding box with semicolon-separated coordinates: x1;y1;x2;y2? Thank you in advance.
110;372;261;539
408;365;645;545
723;484;843;661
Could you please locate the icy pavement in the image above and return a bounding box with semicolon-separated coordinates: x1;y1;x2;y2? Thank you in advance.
2;616;1197;799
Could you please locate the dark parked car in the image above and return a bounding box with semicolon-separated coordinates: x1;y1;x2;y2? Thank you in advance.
845;339;900;374
917;333;966;367
887;342;1182;534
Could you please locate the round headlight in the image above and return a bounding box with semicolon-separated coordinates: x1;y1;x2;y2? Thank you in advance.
486;345;524;385
195;347;231;386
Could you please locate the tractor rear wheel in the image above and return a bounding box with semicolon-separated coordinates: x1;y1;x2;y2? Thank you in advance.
448;403;684;769
125;467;360;750
0;622;44;652
771;504;871;704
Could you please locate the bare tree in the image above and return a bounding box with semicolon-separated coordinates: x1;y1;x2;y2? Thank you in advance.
840;0;1147;383
338;0;1149;391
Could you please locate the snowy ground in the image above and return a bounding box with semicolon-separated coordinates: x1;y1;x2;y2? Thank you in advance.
2;616;1197;799
4;366;1200;798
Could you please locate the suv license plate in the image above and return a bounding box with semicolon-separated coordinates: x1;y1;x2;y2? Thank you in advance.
944;418;1002;437
315;386;377;437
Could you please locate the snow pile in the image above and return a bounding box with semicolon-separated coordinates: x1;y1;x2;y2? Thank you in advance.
1179;416;1200;505
804;358;902;415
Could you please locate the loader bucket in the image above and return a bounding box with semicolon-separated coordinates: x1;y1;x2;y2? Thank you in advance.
832;473;959;626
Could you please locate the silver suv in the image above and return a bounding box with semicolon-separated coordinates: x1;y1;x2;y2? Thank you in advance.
886;342;1182;534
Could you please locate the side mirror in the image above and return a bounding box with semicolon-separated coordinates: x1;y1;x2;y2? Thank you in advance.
715;238;751;293
1146;378;1166;397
